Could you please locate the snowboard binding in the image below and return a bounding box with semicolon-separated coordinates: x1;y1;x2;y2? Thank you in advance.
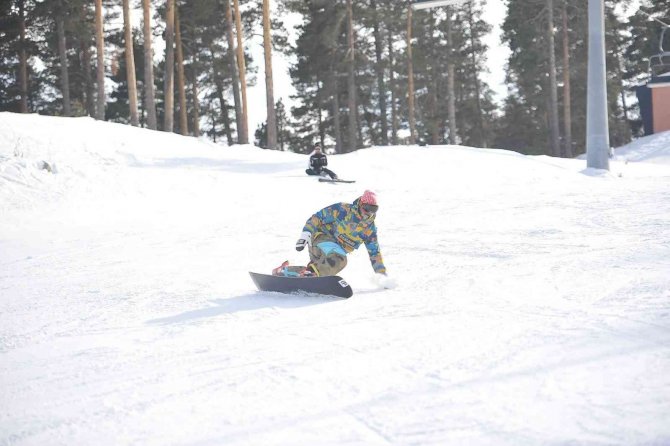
272;261;319;278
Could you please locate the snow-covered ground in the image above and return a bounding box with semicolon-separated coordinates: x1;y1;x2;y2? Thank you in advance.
1;112;669;445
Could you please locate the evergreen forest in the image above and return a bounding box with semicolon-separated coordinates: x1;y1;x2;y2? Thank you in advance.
0;0;668;155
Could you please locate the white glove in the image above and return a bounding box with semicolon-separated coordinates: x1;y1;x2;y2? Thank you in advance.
375;273;397;289
295;231;311;251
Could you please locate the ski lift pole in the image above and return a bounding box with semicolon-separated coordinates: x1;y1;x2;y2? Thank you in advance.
586;0;610;170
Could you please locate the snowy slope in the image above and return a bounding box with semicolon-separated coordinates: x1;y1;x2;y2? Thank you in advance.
1;112;669;445
612;130;670;164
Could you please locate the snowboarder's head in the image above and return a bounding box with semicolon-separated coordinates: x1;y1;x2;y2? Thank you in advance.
359;190;379;217
314;142;322;153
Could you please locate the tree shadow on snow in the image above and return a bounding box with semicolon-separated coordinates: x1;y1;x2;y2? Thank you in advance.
146;292;338;326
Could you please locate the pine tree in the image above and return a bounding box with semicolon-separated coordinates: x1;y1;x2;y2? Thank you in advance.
122;0;139;126
163;0;175;131
223;0;243;142
500;0;631;155
0;0;27;112
561;0;573;157
406;3;416;144
106;26;142;125
56;0;71;116
233;0;249;143
286;0;346;152
94;0;105;120
142;0;158;130
77;1;96;117
174;3;188;135
545;0;560;156
345;0;357;151
18;0;29;112
263;0;277;149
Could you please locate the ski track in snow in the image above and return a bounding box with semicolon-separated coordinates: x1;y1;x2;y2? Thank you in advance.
1;113;670;445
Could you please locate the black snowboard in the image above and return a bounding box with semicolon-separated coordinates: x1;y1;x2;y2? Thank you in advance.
318;178;356;184
249;272;353;298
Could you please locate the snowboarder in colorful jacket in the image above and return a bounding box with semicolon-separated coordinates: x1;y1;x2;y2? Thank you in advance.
273;190;387;278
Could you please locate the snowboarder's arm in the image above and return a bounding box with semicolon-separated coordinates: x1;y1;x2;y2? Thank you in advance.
364;228;387;274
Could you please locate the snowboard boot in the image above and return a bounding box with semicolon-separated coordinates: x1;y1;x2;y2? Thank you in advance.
273;261;315;278
272;260;290;276
299;263;319;277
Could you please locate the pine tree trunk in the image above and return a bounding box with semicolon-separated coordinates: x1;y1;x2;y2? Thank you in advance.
79;1;95;118
317;79;324;146
388;33;398;145
467;2;485;147
446;6;457;145
81;41;95;117
142;0;157;130
263;0;277;149
372;0;388;146
364;103;377;145
175;5;188;135
346;0;357;152
210;43;233;145
277;102;285;151
561;0;572;157
330;71;342;154
191;57;200;138
210;116;217;142
233;0;249;143
94;0;105;120
223;0;243;143
428;19;439;145
56;7;71;116
139;82;145;127
164;0;175;132
406;4;416;145
357;103;365;146
546;0;561;157
123;0;139;126
18;0;28;113
429;66;439;144
217;85;233;145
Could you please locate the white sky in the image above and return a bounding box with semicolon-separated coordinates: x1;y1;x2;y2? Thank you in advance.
480;0;510;99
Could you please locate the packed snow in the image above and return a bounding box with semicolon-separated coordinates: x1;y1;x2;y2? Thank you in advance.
1;112;669;445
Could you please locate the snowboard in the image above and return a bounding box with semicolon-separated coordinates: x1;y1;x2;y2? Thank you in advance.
249;272;353;298
318;178;356;184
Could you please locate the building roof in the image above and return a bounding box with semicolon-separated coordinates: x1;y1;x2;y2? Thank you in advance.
649;74;670;88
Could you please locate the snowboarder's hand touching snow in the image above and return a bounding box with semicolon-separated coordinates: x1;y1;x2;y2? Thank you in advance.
375;273;397;289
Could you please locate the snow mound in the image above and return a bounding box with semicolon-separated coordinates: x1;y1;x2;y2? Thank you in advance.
612;130;670;164
0;112;302;211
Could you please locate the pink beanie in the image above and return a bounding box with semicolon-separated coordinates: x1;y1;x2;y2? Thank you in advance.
360;190;378;205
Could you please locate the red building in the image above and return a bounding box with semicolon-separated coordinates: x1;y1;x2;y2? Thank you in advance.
636;74;670;135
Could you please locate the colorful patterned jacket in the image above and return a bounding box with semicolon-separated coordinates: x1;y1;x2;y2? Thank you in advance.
302;198;387;274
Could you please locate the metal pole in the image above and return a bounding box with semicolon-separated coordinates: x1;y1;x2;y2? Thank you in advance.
586;0;609;170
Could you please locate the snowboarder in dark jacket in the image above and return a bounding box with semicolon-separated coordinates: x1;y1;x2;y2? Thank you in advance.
305;143;337;179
